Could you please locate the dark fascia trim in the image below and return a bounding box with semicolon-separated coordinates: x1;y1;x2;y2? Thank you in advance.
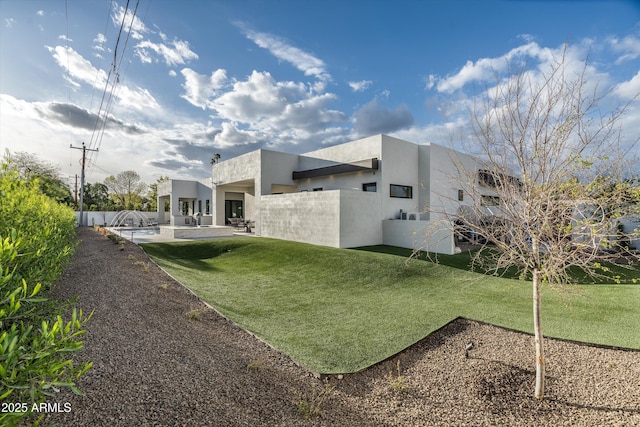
292;158;379;180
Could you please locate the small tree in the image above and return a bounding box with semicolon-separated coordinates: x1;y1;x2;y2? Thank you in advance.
429;46;639;399
104;170;148;210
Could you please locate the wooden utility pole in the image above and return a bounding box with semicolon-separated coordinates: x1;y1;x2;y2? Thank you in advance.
70;143;98;226
74;174;78;208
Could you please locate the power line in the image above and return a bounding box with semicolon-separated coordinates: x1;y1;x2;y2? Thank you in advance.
86;0;129;153
86;0;142;176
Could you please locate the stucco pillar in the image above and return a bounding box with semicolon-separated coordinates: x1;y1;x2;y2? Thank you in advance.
157;195;163;224
214;185;225;226
170;192;180;226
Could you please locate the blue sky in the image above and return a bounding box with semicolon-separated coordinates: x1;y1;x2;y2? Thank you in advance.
1;0;640;184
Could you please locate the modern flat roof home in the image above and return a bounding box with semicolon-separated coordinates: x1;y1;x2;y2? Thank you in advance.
158;134;501;254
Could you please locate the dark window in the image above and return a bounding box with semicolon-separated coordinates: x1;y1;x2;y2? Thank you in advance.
390;184;413;199
205;200;210;214
478;170;497;187
458;189;464;201
313;187;323;191
479;169;522;190
363;182;377;192
198;200;202;214
481;195;500;206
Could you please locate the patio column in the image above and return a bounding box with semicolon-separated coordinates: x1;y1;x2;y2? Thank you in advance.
214;185;225;226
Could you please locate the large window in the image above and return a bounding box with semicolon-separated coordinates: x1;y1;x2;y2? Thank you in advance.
362;182;377;192
205;200;210;215
390;184;413;199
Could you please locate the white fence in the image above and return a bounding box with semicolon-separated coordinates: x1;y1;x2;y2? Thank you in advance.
75;211;157;227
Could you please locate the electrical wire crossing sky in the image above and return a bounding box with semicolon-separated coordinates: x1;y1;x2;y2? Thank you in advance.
1;0;639;184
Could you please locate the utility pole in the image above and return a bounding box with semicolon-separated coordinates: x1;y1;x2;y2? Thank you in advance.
70;143;98;226
74;174;78;208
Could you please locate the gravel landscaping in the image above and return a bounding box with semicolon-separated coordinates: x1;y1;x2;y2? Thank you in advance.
46;227;640;426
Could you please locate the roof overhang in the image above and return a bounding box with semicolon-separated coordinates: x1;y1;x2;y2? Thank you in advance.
292;158;379;180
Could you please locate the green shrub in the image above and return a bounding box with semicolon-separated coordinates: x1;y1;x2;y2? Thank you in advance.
0;165;91;427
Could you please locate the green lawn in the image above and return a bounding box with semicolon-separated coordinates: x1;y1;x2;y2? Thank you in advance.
142;238;640;373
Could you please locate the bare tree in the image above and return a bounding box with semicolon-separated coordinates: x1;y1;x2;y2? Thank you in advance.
428;46;639;399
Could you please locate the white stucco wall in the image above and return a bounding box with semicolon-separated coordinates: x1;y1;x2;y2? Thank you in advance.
428;143;484;221
382;219;456;254
302;134;383;164
260;190;382;248
379;135;422;220
338;190;382;247
295;169;380;193
260;191;342;247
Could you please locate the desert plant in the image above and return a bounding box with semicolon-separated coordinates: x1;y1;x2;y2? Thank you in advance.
387;360;408;392
296;378;334;419
186;307;207;321
246;355;270;372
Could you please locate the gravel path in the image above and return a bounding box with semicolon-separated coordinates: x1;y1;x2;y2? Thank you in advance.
46;227;640;426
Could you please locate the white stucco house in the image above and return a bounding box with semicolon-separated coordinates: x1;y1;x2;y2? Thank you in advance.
157;134;504;254
157;179;214;226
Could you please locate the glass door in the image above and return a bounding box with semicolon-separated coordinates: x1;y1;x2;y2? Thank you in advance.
225;200;243;224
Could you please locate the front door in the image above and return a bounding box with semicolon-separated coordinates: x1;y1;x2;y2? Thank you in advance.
225;200;243;224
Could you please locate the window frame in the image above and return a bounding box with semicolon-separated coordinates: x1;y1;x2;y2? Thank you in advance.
390;184;413;199
362;182;377;192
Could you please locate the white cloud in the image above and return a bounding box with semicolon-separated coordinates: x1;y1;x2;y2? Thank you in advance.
93;33;107;51
111;4;148;40
135;38;198;66
47;45;108;88
4;18;16;28
241;26;331;81
429;42;547;93
58;34;73;42
214;122;261;148
613;70;640;100
180;68;227;109
36;10;45;17
168;70;177;77
212;71;305;122
207;70;347;149
609;35;640;64
517;34;536;43
46;45;160;113
349;80;372;92
116;85;161;112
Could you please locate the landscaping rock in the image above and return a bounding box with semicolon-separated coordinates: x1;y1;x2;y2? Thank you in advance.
46;227;640;426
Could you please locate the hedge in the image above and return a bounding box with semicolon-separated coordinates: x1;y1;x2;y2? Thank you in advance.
0;165;91;426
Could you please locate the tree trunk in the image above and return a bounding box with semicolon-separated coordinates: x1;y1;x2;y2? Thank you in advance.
533;268;545;399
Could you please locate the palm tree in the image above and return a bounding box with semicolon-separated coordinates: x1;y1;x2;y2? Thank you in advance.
210;153;221;165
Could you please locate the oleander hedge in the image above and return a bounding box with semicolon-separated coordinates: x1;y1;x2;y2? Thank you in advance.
0;164;91;427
